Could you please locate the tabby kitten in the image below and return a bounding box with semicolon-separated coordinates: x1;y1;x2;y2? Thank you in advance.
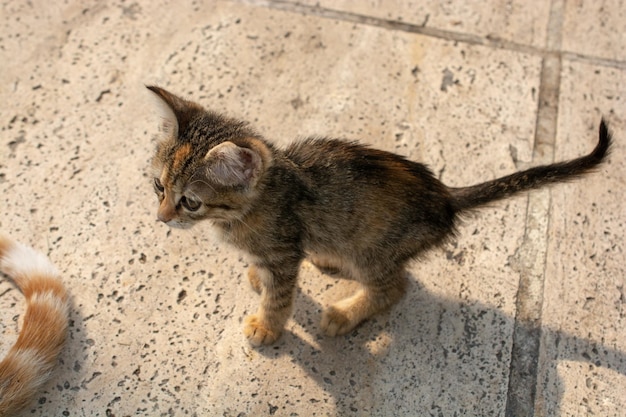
147;86;611;346
0;234;69;416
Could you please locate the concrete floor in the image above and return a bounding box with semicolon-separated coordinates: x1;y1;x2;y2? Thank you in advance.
1;0;625;416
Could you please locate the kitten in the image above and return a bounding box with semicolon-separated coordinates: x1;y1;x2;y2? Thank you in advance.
147;86;612;346
0;234;69;416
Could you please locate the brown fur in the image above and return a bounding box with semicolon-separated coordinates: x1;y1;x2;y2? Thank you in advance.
147;86;612;346
0;234;69;416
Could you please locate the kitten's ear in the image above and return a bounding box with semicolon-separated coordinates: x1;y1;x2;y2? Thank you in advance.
146;85;202;138
204;141;263;187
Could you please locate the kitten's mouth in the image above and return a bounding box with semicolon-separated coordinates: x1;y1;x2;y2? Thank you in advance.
162;219;194;230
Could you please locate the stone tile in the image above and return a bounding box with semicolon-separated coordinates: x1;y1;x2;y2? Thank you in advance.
535;61;626;416
0;0;575;416
562;0;626;61
285;0;551;48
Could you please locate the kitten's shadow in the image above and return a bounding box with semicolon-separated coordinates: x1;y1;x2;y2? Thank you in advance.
255;273;626;416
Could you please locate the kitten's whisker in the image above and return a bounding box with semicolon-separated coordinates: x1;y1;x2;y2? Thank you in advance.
188;179;218;194
186;189;202;202
236;217;263;238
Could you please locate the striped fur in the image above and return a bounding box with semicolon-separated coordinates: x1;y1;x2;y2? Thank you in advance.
0;234;69;417
148;86;612;346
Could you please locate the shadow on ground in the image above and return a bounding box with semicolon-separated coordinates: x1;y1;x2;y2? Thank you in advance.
254;272;625;416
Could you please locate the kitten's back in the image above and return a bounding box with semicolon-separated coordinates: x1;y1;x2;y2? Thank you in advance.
285;138;457;258
282;119;611;262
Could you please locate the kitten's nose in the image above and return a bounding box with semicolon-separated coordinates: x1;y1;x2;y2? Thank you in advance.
157;202;176;223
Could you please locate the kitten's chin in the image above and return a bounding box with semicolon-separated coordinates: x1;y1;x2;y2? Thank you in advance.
165;220;194;230
208;219;229;227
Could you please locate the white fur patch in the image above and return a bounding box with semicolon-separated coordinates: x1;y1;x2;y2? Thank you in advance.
252;266;273;288
146;88;179;138
0;240;59;280
29;290;69;315
4;348;52;389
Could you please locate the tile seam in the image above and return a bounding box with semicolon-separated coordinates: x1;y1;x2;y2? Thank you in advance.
237;0;626;69
505;0;564;415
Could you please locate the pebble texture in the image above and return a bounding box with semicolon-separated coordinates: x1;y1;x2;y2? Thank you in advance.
0;1;624;416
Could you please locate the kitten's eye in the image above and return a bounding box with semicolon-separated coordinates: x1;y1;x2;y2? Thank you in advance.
180;196;202;212
154;178;165;193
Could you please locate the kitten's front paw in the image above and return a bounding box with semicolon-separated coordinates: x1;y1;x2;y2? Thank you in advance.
244;314;281;346
247;266;262;294
320;306;357;337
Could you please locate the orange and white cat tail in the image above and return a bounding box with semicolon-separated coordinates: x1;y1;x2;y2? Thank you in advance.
0;234;69;417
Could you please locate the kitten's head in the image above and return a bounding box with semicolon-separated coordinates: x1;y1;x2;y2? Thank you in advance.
147;86;272;228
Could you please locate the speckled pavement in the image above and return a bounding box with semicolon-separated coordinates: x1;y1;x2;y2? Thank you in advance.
1;1;624;416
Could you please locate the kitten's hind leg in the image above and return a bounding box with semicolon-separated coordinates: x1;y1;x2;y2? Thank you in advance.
309;253;343;276
244;262;299;346
321;269;408;337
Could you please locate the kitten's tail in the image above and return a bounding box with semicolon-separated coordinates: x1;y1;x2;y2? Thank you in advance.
0;234;69;417
449;119;612;212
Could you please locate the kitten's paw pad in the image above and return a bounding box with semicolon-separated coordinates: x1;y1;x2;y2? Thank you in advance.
247;266;262;294
320;307;356;337
244;314;281;346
